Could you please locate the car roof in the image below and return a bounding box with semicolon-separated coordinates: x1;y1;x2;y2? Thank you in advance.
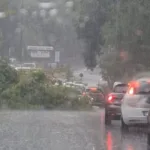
136;78;150;82
127;79;150;89
129;78;150;85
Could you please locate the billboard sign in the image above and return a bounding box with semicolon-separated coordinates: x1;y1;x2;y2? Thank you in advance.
27;46;54;51
30;51;50;58
27;46;53;58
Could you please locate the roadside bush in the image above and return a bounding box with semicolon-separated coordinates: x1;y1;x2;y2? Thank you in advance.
71;96;92;110
30;70;47;82
18;69;47;82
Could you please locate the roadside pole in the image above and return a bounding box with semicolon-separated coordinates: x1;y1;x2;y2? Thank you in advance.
55;51;60;67
20;0;24;67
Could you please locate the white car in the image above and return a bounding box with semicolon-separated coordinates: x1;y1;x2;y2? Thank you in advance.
22;63;36;69
15;63;37;70
121;78;150;130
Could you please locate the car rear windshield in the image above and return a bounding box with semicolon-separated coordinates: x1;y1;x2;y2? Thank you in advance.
86;88;103;93
136;82;150;94
113;84;128;93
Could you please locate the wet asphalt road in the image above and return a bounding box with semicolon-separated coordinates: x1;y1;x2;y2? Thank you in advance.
0;109;148;150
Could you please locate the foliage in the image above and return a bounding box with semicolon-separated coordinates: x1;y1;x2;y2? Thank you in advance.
0;0;9;12
99;51;128;86
1;82;91;109
101;0;150;83
71;96;91;110
100;52;121;86
0;60;91;110
73;0;150;84
0;59;18;93
72;0;150;84
79;73;83;78
73;0;107;69
65;66;73;81
30;70;47;83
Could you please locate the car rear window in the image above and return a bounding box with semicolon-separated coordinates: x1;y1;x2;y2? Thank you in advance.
113;84;128;93
136;82;150;94
86;88;103;93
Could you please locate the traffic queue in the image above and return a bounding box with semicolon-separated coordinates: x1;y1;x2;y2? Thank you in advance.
105;79;150;128
103;79;150;147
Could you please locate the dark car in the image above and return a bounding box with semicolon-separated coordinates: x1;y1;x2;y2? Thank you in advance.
147;109;150;147
83;87;105;106
105;82;128;125
146;97;150;147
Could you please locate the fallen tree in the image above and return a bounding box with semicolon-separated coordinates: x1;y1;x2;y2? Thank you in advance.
0;59;91;110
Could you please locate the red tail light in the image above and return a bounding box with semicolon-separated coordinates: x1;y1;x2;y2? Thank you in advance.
107;95;115;103
128;81;139;88
127;81;138;95
128;87;134;95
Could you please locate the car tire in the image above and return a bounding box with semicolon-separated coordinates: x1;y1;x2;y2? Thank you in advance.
121;117;128;132
105;112;111;125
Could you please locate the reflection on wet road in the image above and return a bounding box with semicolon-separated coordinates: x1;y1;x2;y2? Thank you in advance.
100;110;148;150
85;107;148;150
0;109;148;150
105;127;147;150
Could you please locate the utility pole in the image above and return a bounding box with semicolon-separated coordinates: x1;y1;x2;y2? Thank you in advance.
19;0;24;64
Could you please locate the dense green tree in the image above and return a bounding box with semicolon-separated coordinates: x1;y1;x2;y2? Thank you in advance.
102;0;150;69
73;0;109;69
